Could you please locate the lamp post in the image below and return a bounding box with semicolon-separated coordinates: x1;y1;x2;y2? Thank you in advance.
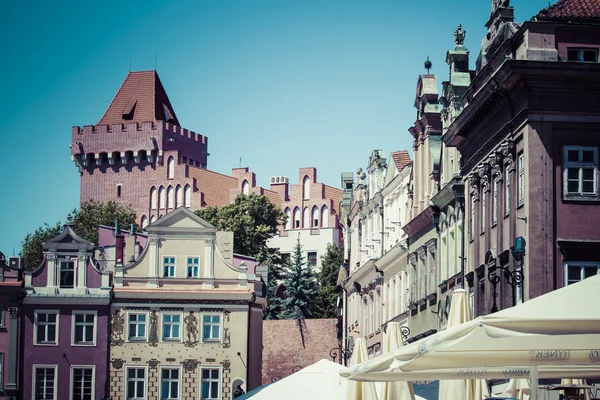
488;236;526;313
330;346;353;365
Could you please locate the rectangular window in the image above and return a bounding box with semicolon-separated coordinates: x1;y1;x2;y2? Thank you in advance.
202;315;221;341
307;252;317;267
492;179;499;225
563;146;598;199
481;191;486;233
201;368;220;400
126;367;146;399
162;314;181;340
128;313;147;340
567;47;598;62
35;311;58;345
565;262;600;286
187;257;199;278
163;257;175;277
161;368;180;400
505;166;511;216
117;184;122;198
518;153;525;206
73;312;96;345
34;366;57;399
60;261;75;288
71;367;94;400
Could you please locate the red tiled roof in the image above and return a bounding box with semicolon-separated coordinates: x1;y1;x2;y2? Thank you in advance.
188;166;239;207
98;71;180;126
391;150;412;172
536;0;600;19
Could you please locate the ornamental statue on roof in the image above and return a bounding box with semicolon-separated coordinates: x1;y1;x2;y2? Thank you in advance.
454;24;466;46
491;0;510;14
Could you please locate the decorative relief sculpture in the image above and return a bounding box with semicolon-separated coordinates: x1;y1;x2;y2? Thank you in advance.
222;359;231;370
468;174;480;202
478;163;491;193
224;310;231;322
223;327;232;348
9;306;19;319
182;359;199;372
148;359;160;369
111;358;125;370
489;152;504;181
184;311;198;347
110;310;125;346
149;311;159;347
501;140;516;172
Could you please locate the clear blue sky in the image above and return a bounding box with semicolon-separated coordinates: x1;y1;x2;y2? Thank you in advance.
0;0;551;255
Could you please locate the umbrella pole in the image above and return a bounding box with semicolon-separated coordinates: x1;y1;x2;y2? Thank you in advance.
530;366;539;400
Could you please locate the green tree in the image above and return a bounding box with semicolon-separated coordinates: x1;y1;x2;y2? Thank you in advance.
195;194;286;260
279;238;318;319
20;200;138;271
71;200;138;245
263;248;287;320
313;243;344;318
21;222;62;271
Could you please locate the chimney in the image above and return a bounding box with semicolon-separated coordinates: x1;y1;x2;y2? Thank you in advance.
270;176;289;201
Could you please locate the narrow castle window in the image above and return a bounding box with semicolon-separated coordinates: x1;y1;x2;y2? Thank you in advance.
167;156;175;179
184;184;191;207
303;175;310;200
242;180;249;195
117;184;122;198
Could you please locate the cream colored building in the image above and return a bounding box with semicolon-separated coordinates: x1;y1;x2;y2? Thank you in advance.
108;207;267;400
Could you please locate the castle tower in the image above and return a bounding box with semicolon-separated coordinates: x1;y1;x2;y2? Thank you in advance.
71;71;209;229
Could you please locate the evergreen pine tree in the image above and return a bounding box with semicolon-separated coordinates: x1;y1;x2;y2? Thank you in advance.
313;243;344;318
279;237;318;319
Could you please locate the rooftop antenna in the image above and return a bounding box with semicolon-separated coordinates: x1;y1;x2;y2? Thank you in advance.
129;55;132;73
239;157;242;168
424;56;432;74
155;53;157;71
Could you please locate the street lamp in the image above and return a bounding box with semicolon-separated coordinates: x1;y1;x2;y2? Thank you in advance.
488;236;526;313
330;346;353;365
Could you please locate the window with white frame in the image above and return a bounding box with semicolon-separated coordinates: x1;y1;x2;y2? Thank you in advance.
492;179;499;225
160;368;180;400
187;257;199;278
34;365;57;399
518;153;525;206
73;312;96;345
201;368;220;400
564;262;600;286
163;257;175;277
202;315;221;341
162;314;181;340
35;311;59;345
563;146;598;199
71;366;94;400
567;47;599;62
505;165;511;215
128;313;147;340
307;252;317;267
60;260;75;288
126;367;146;399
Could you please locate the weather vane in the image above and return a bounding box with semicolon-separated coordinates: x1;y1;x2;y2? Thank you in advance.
424;56;432;74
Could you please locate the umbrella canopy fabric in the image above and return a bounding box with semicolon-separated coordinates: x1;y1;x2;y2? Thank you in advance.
380;322;416;400
505;378;530;400
341;275;600;381
346;338;378;400
238;359;348;400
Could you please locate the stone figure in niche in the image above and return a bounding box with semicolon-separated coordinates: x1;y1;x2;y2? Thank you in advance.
149;311;159;347
184;311;198;347
110;310;125;346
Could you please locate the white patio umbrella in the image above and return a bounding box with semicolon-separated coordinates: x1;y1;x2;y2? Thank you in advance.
342;275;600;397
505;378;530;400
380;322;415;400
560;378;590;400
346;338;378;400
438;289;489;400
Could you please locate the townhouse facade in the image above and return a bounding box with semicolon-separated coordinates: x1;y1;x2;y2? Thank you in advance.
22;222;112;399
0;253;24;400
442;0;600;316
109;207;267;399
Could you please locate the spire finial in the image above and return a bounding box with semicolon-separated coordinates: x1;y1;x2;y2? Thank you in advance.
454;24;466;46
424;57;432;74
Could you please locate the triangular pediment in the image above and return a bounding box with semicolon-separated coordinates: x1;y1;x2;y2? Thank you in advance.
44;225;94;249
147;207;216;231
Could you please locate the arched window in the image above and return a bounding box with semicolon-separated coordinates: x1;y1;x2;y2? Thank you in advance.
167;186;174;210
184;184;191;207
150;187;157;210
312;206;319;228
141;215;148;229
321;205;329;228
242;180;249;195
158;186;165;209
303;176;310;200
150;215;156;224
285;208;292;230
167;156;175;179
176;185;183;208
293;207;301;229
303;207;310;228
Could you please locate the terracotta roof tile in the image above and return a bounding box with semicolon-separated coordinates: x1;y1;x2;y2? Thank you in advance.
537;0;600;19
98;70;180;126
188;167;239;207
391;150;412;172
